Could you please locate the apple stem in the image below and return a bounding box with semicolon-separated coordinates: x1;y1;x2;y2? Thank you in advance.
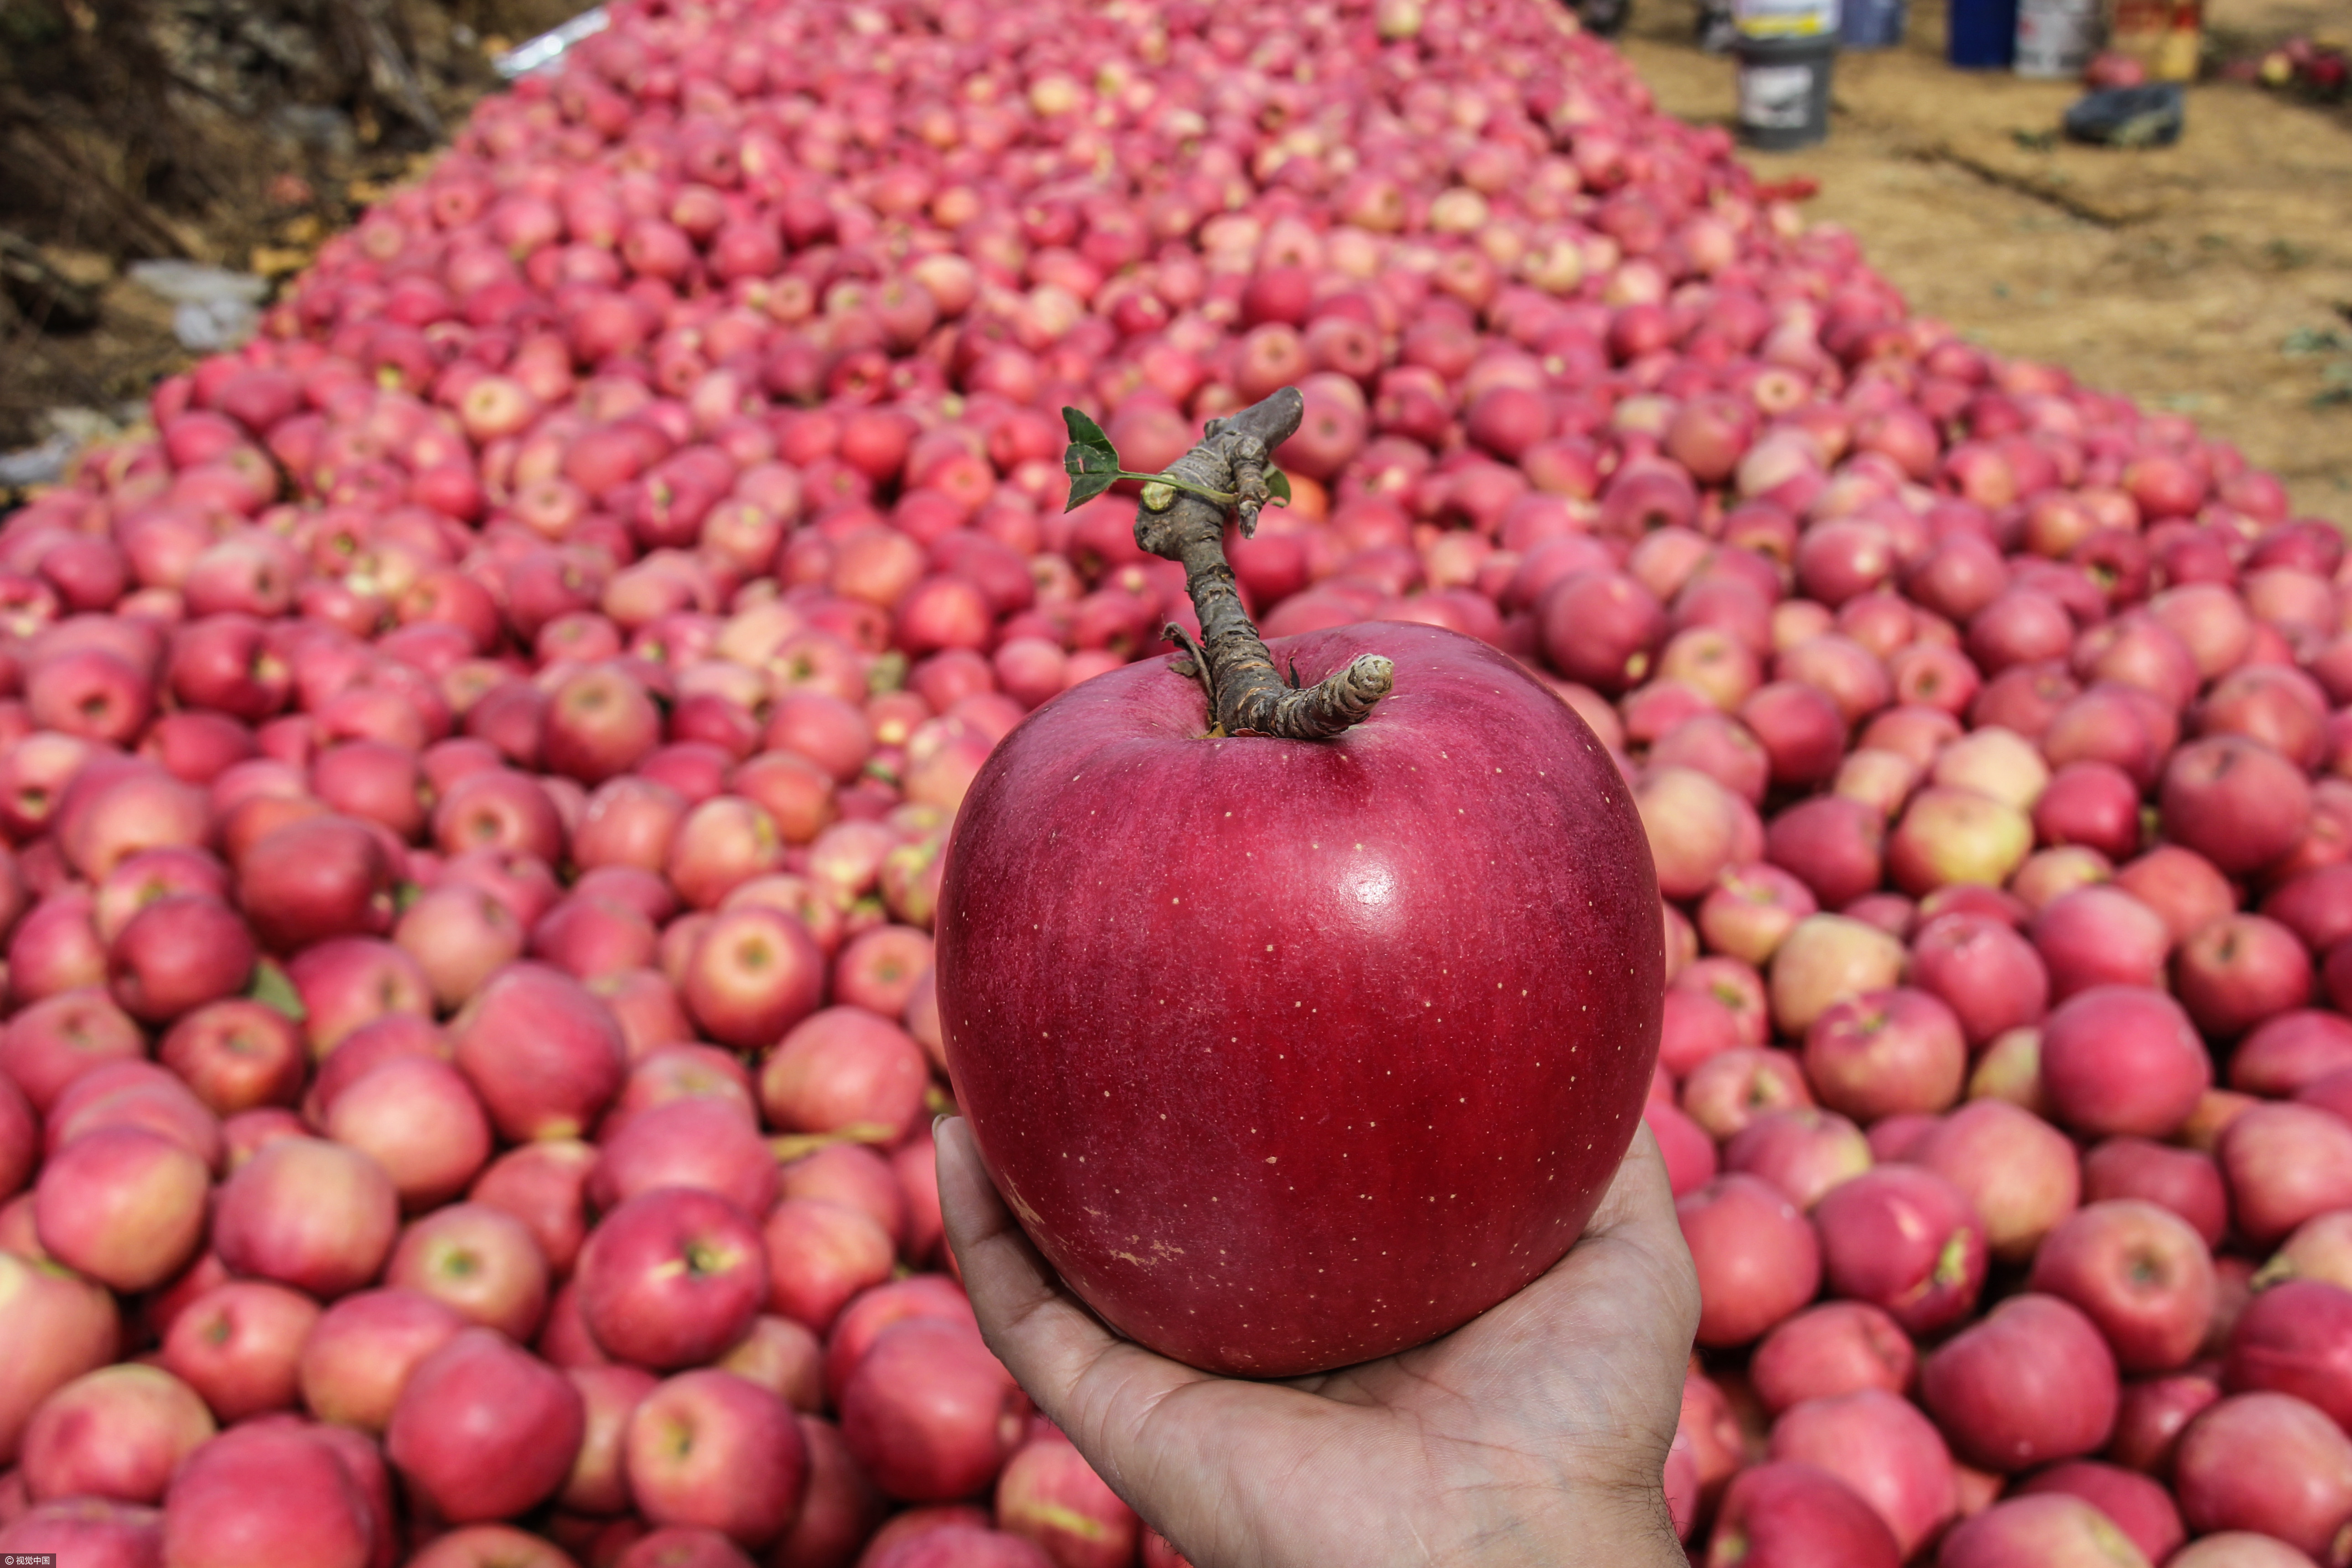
1133;387;1394;740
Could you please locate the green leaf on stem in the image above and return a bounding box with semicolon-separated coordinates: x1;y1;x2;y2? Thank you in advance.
246;959;308;1022
1062;406;1123;510
1263;468;1293;505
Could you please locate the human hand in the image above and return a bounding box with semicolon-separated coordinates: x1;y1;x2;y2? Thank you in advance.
936;1115;1702;1568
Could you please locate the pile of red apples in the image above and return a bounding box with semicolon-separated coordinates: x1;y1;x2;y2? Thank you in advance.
0;0;2346;1563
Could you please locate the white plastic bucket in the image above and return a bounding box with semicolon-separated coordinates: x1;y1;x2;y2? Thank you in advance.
2015;0;2100;76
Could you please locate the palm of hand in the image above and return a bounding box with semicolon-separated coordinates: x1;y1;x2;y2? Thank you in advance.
936;1118;1702;1568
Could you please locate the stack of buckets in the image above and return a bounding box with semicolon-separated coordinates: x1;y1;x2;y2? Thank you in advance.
1733;0;1840;148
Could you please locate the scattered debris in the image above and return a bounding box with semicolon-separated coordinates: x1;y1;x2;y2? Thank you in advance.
2061;82;2186;147
125;261;271;351
493;7;610;78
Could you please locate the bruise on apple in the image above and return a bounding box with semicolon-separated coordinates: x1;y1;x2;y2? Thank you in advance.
939;390;1663;1377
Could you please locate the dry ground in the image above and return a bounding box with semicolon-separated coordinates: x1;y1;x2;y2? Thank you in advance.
1620;0;2352;522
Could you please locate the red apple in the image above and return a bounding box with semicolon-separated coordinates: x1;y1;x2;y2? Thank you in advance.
385;1326;585;1522
43;1060;220;1165
1679;1047;1813;1142
1802;987;1967;1121
839;1319;1028;1504
107;894;255;1024
395;883;528;1011
1750;1301;1915;1415
163;1424;376;1568
544;664;663;785
1764;796;1885;911
157;998;306;1115
2038;986;2211;1140
995;1430;1138;1568
2029;1199;2216;1373
576;1187;768;1371
1677;1173;1822;1347
19;1363;214;1505
286;937;434;1056
2114;845;2235;949
325;1056;493;1212
1920;1293;2119;1470
590;1097;776;1220
212;1136;398;1298
451;963;628;1142
1812;1164;1989;1335
769;1414;888;1568
2161;737;2311;877
560;1362;656;1516
759;1008;930;1142
2108;1366;2222;1475
2232;1010;2352;1097
32;1125;209;1291
2219;1102;2352;1245
1723;1107;1870;1210
1702;1459;1900;1568
2081;1137;2229;1248
2175;914;2314;1040
938;622;1661;1376
624;1368;808;1546
0;987;145;1113
2174;1392;2352;1562
680;907;826;1050
833;924;933;1019
2031;886;2171;999
1658;987;1743;1077
235;814;398;953
713;1314;825;1413
1935;1495;2150;1568
159;1278;319;1422
2226;1278;2352;1431
0;1498;166;1568
1767;1389;1957;1559
1910;1099;2080;1264
763;1199;897;1338
471;1139;597;1276
296;1287;466;1433
2016;1460;2186;1566
384;1202;550;1341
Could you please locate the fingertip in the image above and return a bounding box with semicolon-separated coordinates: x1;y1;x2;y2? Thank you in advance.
935;1115;999;1255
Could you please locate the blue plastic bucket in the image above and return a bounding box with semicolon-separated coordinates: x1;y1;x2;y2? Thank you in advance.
1842;0;1906;47
1949;0;2020;65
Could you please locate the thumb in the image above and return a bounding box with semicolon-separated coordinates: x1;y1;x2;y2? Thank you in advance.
935;1117;1215;1454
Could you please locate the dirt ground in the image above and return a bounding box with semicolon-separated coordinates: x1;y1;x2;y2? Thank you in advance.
1619;0;2352;523
0;0;580;459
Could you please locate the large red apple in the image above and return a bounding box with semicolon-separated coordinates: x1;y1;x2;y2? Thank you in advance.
938;622;1660;1376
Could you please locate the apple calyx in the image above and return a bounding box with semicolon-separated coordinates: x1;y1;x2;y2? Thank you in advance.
1129;387;1394;741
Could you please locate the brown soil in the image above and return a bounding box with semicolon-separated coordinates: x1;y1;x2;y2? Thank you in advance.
1620;0;2352;523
